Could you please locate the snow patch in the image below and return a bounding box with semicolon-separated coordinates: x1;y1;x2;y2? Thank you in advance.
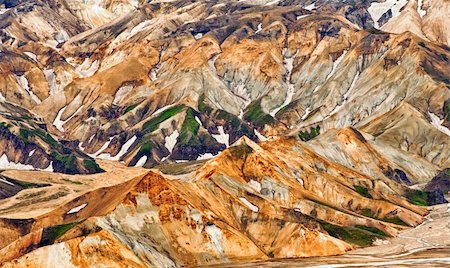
75;59;99;78
205;224;224;254
24;52;37;61
368;0;408;28
0;154;34;170
164;130;179;153
197;153;215;160
417;0;426;18
14;75;41;104
0;92;5;101
248;180;262;192
254;129;268;141
113;85;133;105
239;197;259;212
326;50;347;81
128;20;152;39
67;203;87;214
304;1;316;11
212;126;229;147
0;177;14;186
270;50;297;116
428;111;450;136
301;107;312;120
97;135;137;161
195;116;203;127
194;33;203;40
135;156;147;167
297;14;311;20
53;105;84;132
255;23;263;34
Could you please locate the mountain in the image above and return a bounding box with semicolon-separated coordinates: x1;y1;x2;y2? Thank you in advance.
0;0;449;267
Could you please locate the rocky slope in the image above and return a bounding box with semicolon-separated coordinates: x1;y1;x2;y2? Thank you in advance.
0;138;434;267
0;0;449;266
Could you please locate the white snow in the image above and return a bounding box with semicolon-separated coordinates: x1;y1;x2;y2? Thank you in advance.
265;0;280;6
212;126;229;147
329;71;359;116
301;107;312;120
0;177;14;186
14;75;41;104
248;180;262;192
24;52;37;61
304;1;316;11
67;203;87;214
194;33;203;40
53;105;84;132
0;92;6;101
43;69;60;95
55;30;70;43
128;20;152;39
113;85;133;105
368;0;408;28
135;156;147;167
254;129;268;142
88;137;113;158
239;197;259;212
0;8;9;14
428;111;450;136
0;154;35;170
42;161;54;172
75;59;99;78
270;50;297;116
297;14;311;20
208;54;220;73
255;23;263;34
195;116;203;126
205;224;224;254
97;135;137;161
326;50;347;81
28;149;36;157
197;153;215;160
164;130;179;153
417;0;426;18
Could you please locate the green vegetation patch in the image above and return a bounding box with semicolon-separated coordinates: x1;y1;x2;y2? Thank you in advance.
123;103;139;114
244;101;274;127
359;208;408;226
418;41;427;48
179;108;200;145
406;189;429;206
51;152;77;174
142;105;184;133
354;185;373;198
320;221;386;247
298;126;321;141
39;222;78;246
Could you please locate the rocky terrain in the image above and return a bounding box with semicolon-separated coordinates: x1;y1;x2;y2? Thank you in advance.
0;0;449;267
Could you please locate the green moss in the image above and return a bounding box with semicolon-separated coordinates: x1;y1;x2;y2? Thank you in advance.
320;221;386;247
355;225;387;236
5;177;50;188
51;152;77;173
123;103;139;114
380;216;408;226
361;208;375;218
142;105;184;133
138;142;153;156
83;159;102;172
244;101;274;127
179;108;200;145
39;222;78;246
418;41;427;48
354;185;373;198
298;126;321;141
198;94;213;114
406;190;429;206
